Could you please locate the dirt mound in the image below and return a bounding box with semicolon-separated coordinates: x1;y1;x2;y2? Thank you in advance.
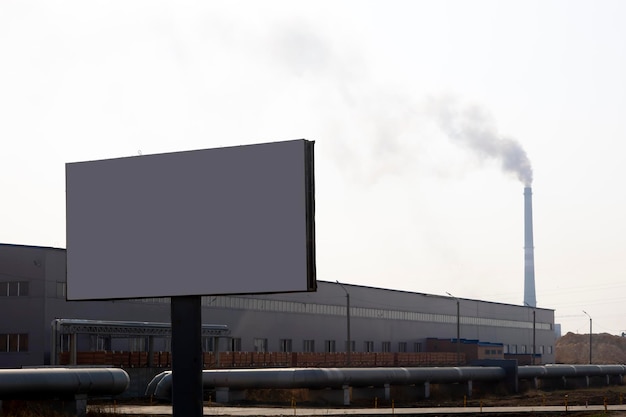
556;332;626;364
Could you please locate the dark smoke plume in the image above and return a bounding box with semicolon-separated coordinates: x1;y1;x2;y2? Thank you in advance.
433;98;533;186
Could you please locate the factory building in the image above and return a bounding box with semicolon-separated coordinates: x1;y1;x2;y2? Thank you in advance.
0;243;556;369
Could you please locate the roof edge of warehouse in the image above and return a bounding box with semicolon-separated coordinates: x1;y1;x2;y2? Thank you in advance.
1;242;66;252
318;280;554;312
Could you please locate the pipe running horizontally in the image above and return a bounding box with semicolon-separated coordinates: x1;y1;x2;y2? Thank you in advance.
146;364;626;401
517;364;626;379
0;368;129;398
147;366;506;399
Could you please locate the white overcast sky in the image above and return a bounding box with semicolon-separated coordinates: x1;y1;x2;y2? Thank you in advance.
2;1;625;337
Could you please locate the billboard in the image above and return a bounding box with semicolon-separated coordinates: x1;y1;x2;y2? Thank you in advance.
66;139;315;300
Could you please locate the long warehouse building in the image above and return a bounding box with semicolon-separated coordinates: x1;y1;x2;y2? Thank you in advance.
0;243;556;368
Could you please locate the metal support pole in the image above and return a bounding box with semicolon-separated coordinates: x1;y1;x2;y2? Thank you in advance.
590;318;593;364
148;335;155;367
525;302;536;365
583;310;592;364
70;333;77;365
447;292;461;365
347;293;351;365
532;309;536;365
337;281;351;366
456;300;460;365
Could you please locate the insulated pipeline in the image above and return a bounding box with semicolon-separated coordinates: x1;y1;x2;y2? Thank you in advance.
0;368;129;397
148;366;506;399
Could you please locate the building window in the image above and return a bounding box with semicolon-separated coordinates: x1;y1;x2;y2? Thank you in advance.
398;342;407;352
129;337;145;352
510;345;517;354
382;341;391;352
56;282;66;298
0;334;29;352
364;341;374;352
253;338;268;352
303;339;315;352
520;345;527;354
202;337;214;352
324;340;336;353
0;281;29;297
90;335;111;351
548;345;553;354
539;345;545;354
60;334;72;352
230;338;242;352
413;342;422;353
279;339;292;352
345;340;355;352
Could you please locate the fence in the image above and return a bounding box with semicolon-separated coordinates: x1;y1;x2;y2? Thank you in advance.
58;351;463;368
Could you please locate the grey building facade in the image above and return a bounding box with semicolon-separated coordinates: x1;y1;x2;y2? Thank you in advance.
0;243;556;368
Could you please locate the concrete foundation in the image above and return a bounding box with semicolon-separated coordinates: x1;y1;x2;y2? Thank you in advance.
215;387;229;403
213;387;247;403
342;385;350;406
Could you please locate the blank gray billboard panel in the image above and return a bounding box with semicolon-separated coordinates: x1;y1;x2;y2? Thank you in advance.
66;139;315;300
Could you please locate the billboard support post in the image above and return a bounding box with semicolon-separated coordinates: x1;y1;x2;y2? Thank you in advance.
171;295;203;417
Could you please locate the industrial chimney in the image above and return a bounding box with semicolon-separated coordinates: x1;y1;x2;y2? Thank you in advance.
524;187;537;307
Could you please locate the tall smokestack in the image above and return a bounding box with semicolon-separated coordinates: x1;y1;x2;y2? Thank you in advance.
524;187;536;307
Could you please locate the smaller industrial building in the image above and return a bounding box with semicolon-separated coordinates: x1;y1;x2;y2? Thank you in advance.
0;243;556;372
